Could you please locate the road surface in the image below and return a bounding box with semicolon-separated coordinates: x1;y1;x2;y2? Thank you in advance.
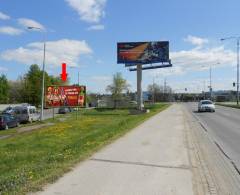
185;102;240;172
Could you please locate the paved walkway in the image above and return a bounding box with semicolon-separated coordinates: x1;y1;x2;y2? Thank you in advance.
35;105;194;195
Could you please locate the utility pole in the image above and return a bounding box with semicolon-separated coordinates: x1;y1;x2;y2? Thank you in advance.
164;78;167;101
203;80;206;99
221;37;240;105
210;66;212;100
27;26;46;121
152;77;155;103
137;64;143;110
237;39;239;105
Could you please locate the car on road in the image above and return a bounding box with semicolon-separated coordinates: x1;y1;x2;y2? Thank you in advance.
198;100;215;112
58;107;72;114
0;114;19;130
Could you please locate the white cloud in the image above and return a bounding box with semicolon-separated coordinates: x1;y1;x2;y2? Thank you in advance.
0;39;92;68
88;75;111;93
0;26;23;35
0;67;8;72
91;75;111;82
147;45;236;78
0;12;10;20
171;77;236;93
65;0;107;23
18;18;45;30
184;35;208;47
87;24;104;30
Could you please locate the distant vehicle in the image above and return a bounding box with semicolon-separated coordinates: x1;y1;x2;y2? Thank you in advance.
58;107;72;114
13;105;40;123
0;114;19;130
198;100;215;112
2;106;14;114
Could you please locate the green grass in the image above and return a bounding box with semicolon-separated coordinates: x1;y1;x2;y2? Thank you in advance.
216;102;240;109
0;103;170;195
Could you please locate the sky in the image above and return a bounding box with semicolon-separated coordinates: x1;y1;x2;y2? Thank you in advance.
0;0;240;93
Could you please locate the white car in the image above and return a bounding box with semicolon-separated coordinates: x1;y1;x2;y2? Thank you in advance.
198;100;215;112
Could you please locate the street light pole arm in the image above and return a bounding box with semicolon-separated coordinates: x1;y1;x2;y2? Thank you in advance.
27;26;47;121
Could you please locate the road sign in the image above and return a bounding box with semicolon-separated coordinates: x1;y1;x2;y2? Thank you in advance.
45;86;86;108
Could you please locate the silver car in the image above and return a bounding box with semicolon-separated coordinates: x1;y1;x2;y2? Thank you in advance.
198;100;215;112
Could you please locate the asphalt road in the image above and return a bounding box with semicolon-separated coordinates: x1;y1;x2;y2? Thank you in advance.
185;102;240;172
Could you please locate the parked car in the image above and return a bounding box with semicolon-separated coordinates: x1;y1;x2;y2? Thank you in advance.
0;114;19;130
2;106;14;114
13;105;40;123
58;107;72;114
198;100;215;112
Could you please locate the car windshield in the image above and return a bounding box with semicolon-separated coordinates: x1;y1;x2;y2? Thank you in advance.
201;101;213;105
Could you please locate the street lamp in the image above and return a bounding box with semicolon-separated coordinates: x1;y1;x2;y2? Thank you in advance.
27;26;46;121
69;66;80;85
202;62;220;100
221;36;240;105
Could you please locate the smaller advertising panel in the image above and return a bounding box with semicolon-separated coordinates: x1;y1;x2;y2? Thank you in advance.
45;86;86;108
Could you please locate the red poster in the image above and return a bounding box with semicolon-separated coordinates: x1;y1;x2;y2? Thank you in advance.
45;86;86;107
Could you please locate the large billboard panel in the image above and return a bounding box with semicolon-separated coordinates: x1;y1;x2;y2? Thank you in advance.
45;86;86;108
117;41;169;65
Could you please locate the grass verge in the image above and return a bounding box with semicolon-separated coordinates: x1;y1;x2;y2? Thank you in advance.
0;103;169;195
215;102;240;109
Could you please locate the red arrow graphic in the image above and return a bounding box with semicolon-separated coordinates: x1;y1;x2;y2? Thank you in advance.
61;63;68;82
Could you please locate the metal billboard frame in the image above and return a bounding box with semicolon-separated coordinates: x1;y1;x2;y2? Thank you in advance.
117;41;172;111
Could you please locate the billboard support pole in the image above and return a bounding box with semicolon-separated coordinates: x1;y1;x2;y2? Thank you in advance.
52;107;55;120
137;64;143;110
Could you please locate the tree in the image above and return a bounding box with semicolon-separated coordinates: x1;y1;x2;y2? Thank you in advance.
0;74;9;103
8;79;24;103
147;83;161;102
20;64;65;107
106;72;130;108
147;83;173;102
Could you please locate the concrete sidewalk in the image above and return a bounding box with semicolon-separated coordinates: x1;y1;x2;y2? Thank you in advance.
35;104;194;195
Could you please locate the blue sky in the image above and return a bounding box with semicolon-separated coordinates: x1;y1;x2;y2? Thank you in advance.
0;0;239;93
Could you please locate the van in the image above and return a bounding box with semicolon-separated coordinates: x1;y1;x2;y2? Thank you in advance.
13;105;40;123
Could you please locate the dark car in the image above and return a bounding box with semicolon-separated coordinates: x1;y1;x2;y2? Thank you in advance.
2;106;14;114
58;107;72;114
0;114;19;130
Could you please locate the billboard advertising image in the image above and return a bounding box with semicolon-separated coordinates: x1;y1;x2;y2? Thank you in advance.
45;86;86;108
117;41;169;65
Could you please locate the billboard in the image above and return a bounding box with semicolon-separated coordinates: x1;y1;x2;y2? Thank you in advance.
117;41;169;65
45;86;86;108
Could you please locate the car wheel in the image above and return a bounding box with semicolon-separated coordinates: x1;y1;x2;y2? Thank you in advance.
5;125;9;130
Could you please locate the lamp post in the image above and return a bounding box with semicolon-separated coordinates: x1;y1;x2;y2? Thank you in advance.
69;66;80;85
221;36;240;105
202;62;220;100
27;26;46;121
